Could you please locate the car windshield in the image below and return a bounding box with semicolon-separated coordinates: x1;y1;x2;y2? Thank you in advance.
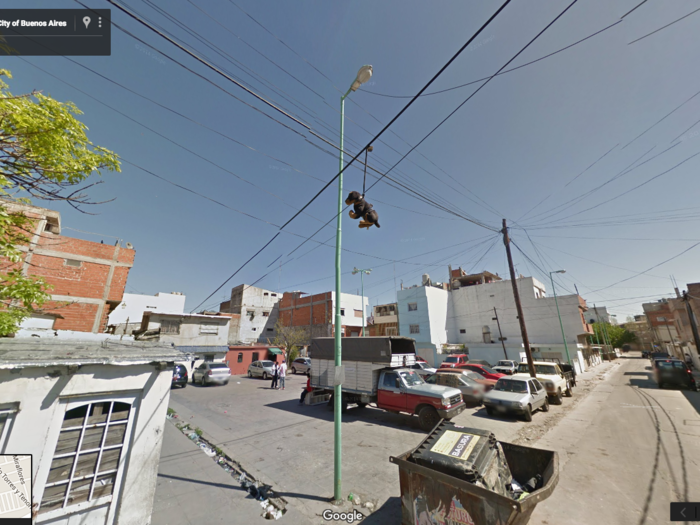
209;363;229;369
517;364;557;375
444;357;460;363
479;365;498;375
425;374;437;384
497;361;513;366
458;376;477;387
657;360;685;369
260;361;273;367
463;371;482;381
494;379;528;393
399;371;424;386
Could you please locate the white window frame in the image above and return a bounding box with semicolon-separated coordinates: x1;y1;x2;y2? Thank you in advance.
37;393;138;522
0;404;19;454
409;324;420;334
199;323;219;335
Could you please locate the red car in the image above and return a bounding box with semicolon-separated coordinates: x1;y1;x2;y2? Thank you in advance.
439;354;469;368
456;363;506;381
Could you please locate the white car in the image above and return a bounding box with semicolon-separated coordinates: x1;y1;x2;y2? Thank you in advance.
408;361;437;378
493;360;517;375
512;361;570;405
291;357;311;375
248;360;276;379
192;362;231;386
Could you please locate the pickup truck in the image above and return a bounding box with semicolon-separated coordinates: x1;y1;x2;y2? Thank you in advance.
512;361;574;405
310;336;465;431
492;360;518;375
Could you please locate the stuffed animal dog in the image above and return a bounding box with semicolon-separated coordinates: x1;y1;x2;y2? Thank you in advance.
345;191;380;229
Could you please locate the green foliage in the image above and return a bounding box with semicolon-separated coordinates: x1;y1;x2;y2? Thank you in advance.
0;70;120;335
287;347;299;367
270;319;308;365
215;447;223;456
588;322;637;349
195;427;203;437
167;408;175;416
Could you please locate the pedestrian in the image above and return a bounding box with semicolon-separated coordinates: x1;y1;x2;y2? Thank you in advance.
270;361;279;389
279;359;287;390
300;374;312;404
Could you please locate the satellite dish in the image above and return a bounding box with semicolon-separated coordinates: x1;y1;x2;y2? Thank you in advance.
125;242;134;249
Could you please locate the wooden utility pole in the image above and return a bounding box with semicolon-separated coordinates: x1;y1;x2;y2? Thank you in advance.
502;219;536;377
682;291;700;357
492;307;508;360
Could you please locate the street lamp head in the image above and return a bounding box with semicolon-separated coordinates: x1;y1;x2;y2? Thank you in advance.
352;267;359;275
552;269;566;274
350;65;373;92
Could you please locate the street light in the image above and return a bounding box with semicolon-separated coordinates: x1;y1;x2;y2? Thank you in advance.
352;268;372;336
549;270;573;366
333;64;373;504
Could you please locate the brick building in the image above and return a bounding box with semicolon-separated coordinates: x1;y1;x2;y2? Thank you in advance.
2;201;135;333
368;303;399;336
278;291;368;343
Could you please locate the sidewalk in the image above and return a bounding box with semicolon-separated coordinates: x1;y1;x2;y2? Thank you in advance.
151;420;307;524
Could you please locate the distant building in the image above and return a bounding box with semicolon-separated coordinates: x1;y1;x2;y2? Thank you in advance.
0;338;181;524
584;305;614;325
2;200;134;333
226;344;285;375
278;291;368;343
107;292;186;335
621;315;654;352
643;299;681;355
368;303;399;336
221;284;281;344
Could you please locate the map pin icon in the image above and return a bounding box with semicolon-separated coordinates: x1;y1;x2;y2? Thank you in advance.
83;16;91;29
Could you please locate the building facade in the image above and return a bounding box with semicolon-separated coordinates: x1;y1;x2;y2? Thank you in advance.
107;292;186;335
0;339;181;524
1;201;134;333
643;300;681;355
221;284;281;344
226;345;284;375
278;291;369;343
368;303;399;336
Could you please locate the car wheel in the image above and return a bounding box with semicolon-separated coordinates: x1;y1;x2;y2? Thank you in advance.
418;406;440;432
263;372;268;380
565;383;573;397
181;382;187;389
658;382;664;389
541;397;549;412
191;376;196;384
248;371;252;378
356;402;368;409
201;376;207;386
486;407;494;416
523;405;532;422
553;389;563;405
292;367;296;375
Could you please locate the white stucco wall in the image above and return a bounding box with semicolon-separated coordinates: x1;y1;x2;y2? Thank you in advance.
0;364;173;525
332;292;369;329
147;314;230;347
108;292;186;326
397;286;448;346
231;286;280;344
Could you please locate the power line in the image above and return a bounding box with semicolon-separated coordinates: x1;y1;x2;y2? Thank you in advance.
628;6;700;45
361;20;620;99
621;0;649;19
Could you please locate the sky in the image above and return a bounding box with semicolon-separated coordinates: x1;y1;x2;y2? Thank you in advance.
4;0;700;321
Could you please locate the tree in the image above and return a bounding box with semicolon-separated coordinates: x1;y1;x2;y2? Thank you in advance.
0;70;120;335
588;322;637;349
270;319;309;365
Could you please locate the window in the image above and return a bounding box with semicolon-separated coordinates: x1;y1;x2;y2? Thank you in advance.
146;306;157;309
267;328;273;332
252;327;257;331
160;320;181;335
199;323;219;335
252;352;259;362
409;324;420;334
408;303;418;311
459;329;466;334
264;292;269;296
204;355;214;362
383;372;398;388
657;316;666;322
271;293;277;297
386;327;397;336
354;309;363;318
40;399;133;517
0;404;18;453
64;259;82;268
532;379;543;391
247;310;255;320
340;308;345;316
237;353;243;363
262;311;270;317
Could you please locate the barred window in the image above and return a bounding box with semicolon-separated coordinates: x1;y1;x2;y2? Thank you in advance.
40;400;132;515
160;320;181;334
409;324;420;334
199;323;219;335
408;303;418;312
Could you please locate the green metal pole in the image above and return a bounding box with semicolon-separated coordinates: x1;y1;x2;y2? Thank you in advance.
361;271;365;337
334;87;351;503
550;272;572;365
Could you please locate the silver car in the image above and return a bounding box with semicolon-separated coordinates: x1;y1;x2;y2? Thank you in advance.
425;370;485;404
192;362;231;386
291;357;311;375
483;377;548;422
248;360;276;379
409;361;437;378
493;360;517;375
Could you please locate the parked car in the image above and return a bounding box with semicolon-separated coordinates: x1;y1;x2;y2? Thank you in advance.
171;364;188;388
415;356;428;363
248;360;276;379
512;361;572;405
457;363;506;381
409;361;437;378
427;369;486;405
653;358;698;390
439;354;469;368
433;368;497;391
493;360;518;375
192;362;231;386
483;376;549;422
468;360;493;367
649;351;670;362
291;357;311;375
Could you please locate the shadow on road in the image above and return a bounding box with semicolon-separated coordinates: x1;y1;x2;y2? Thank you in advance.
681;389;700;417
470;407;526;424
157;472;246;492
360;496;401;525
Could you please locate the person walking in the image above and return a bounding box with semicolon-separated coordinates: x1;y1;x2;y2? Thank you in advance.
270;361;279;389
279;359;288;390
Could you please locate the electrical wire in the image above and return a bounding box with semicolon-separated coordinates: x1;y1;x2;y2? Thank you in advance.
628;6;700;45
621;0;649;19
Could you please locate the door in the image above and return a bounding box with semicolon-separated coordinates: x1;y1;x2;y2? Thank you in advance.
377;372;407;411
530;379;545;408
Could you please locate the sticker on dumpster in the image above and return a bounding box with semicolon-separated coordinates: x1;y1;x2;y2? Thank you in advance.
414;495;475;525
430;430;480;460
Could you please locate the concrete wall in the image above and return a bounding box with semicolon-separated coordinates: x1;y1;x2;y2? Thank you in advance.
0;363;172;524
108;292;186;326
278;291;368;339
397;286;449;346
146;314;230;347
228;285;281;344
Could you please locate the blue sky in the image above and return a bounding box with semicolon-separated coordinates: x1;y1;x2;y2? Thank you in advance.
5;0;700;320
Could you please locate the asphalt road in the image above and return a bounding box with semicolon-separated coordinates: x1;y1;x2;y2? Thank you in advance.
530;353;700;525
165;361;619;523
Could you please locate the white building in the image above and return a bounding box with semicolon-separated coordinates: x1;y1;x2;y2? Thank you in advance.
397;284;450;365
0;339;182;524
223;284;281;344
107;292;186;335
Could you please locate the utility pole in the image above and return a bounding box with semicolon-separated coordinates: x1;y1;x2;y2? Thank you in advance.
683;291;700;358
502;219;536;377
492;307;508;360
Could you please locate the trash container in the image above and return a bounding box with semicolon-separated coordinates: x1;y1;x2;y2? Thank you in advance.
390;421;558;525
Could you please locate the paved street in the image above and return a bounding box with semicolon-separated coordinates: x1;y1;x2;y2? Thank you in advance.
157;359;639;524
531;353;700;525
